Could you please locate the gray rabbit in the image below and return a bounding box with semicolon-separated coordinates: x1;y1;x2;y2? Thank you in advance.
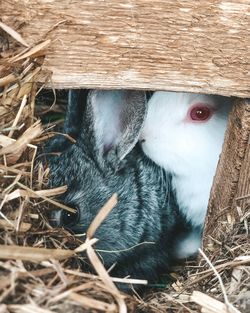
45;89;190;291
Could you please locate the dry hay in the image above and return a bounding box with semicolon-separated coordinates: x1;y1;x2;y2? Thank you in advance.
0;22;249;313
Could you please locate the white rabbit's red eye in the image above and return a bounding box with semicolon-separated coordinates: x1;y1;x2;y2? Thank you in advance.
188;104;213;122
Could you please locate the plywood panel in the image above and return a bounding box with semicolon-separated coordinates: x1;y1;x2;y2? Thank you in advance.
1;0;250;96
205;99;250;241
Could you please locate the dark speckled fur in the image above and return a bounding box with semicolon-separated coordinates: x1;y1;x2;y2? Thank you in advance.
45;90;186;291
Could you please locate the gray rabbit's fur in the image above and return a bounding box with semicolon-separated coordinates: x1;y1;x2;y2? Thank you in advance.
45;90;188;290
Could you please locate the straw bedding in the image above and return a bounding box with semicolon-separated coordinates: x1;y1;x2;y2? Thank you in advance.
0;23;249;313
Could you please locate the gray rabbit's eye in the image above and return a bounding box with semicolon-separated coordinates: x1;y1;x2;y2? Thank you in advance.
61;208;80;227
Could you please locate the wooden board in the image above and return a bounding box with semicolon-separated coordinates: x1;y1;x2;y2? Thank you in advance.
1;0;250;97
204;99;250;242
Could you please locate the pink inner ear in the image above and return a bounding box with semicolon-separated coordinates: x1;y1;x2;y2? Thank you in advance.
93;90;123;152
185;103;214;123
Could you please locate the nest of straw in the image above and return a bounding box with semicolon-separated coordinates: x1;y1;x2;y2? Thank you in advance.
0;23;249;313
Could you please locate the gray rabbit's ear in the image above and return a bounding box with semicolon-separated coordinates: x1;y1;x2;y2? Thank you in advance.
89;90;147;162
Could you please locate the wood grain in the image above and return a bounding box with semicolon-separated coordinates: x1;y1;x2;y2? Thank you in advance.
204;99;250;241
1;0;250;96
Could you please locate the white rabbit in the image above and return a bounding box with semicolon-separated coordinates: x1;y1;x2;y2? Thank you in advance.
140;91;233;258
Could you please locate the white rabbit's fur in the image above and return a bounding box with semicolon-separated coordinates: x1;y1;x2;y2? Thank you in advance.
140;91;232;257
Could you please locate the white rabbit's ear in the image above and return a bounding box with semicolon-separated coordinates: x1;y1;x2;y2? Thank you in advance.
89;90;147;161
